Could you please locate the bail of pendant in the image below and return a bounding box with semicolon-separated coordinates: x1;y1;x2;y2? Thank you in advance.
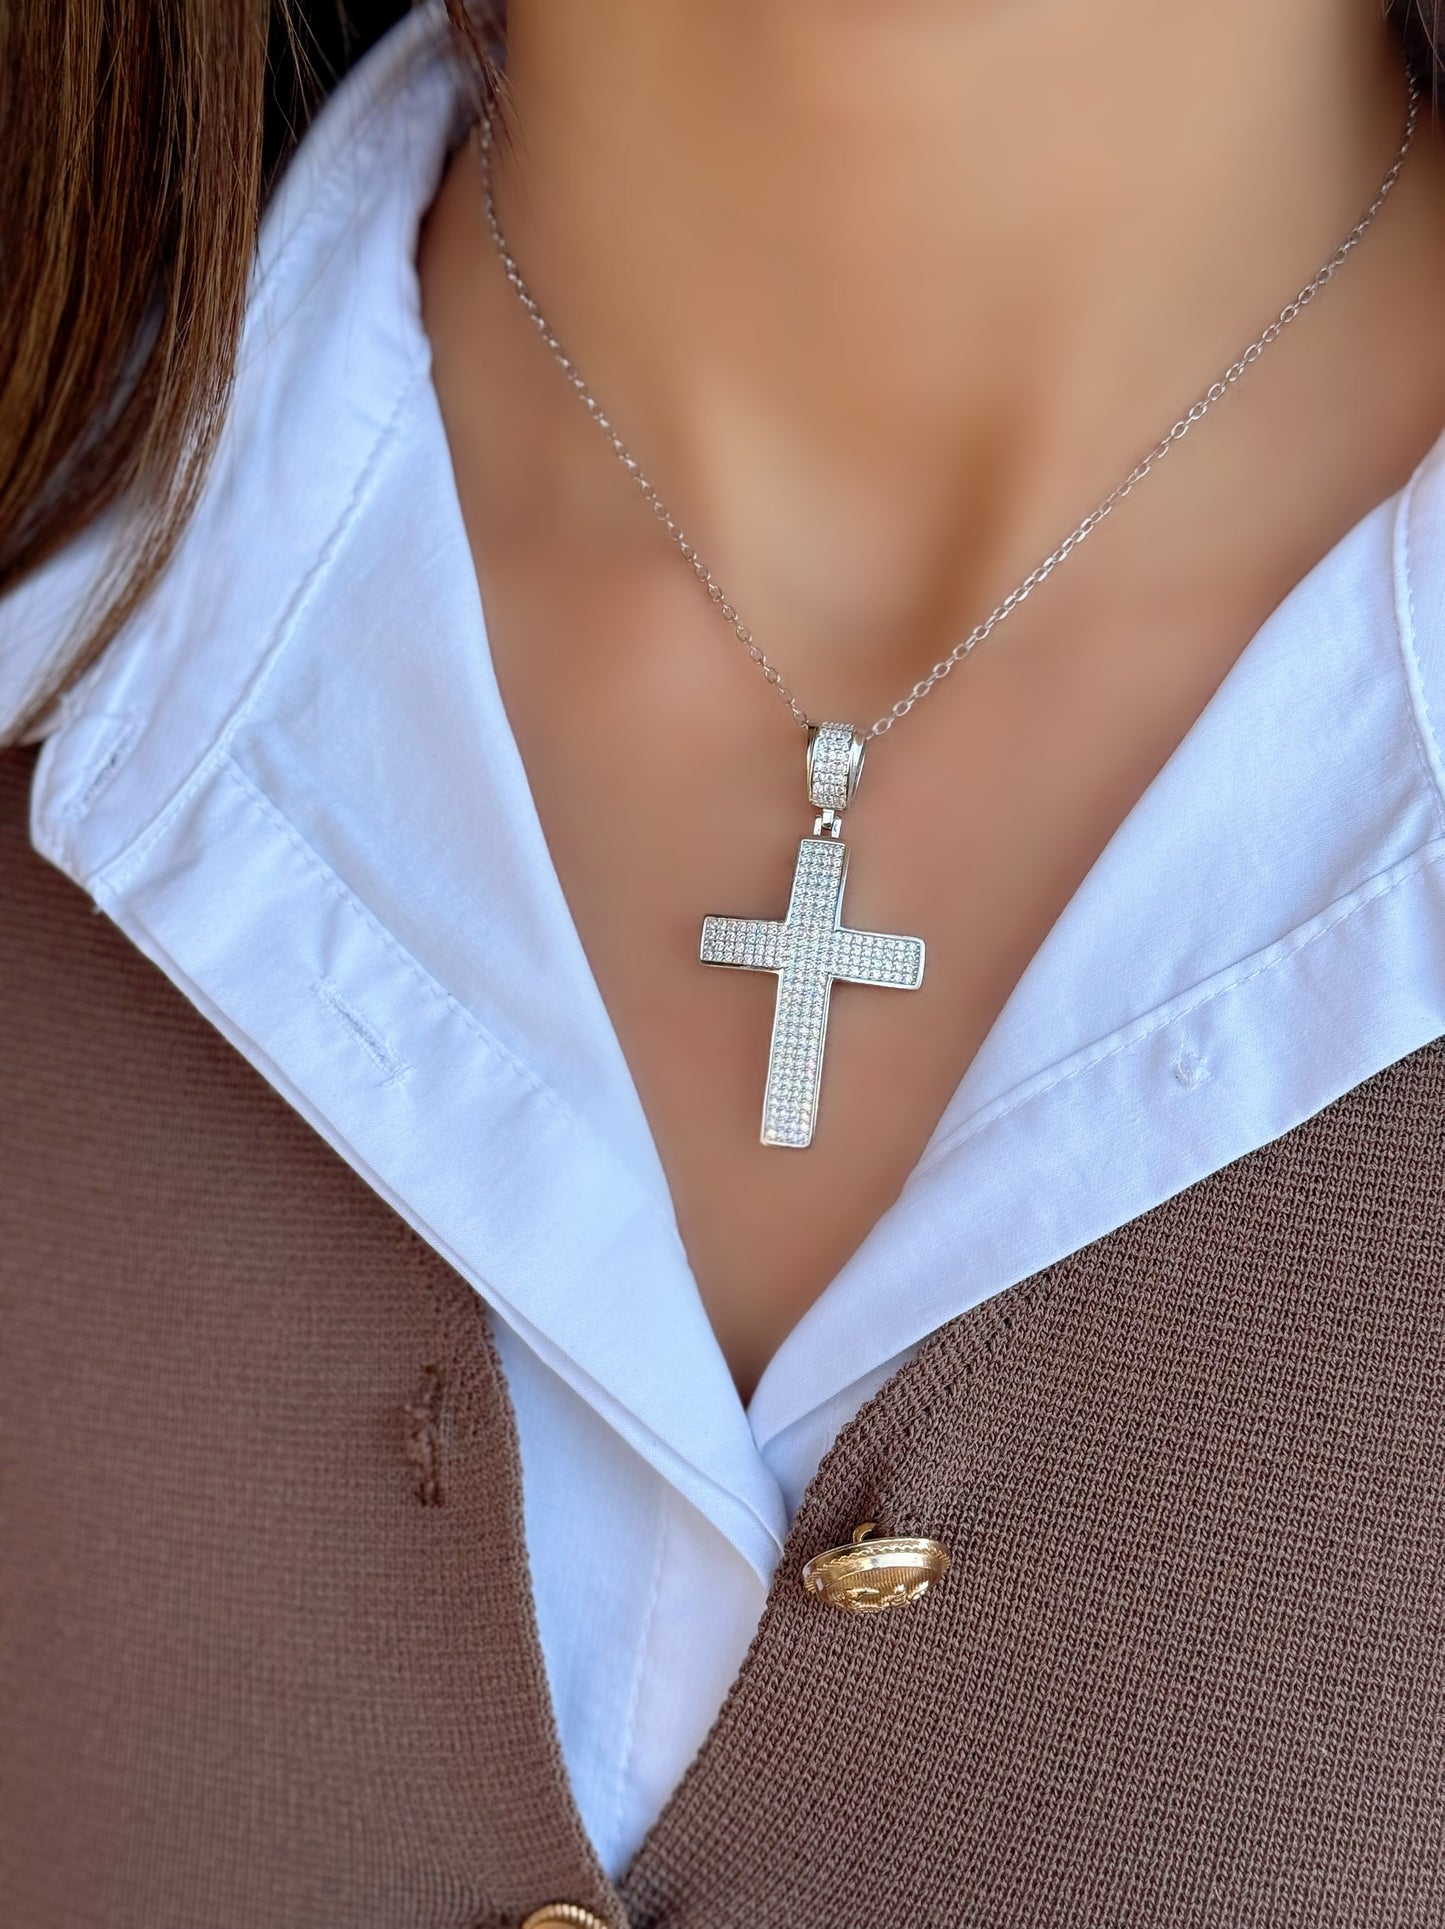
806;722;867;816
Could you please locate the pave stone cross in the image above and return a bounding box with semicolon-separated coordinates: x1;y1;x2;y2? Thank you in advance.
699;723;926;1149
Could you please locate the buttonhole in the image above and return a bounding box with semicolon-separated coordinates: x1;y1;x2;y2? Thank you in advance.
59;709;143;822
315;977;411;1085
403;1361;447;1506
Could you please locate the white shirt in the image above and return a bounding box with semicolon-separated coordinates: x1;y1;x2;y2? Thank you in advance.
7;2;1445;1878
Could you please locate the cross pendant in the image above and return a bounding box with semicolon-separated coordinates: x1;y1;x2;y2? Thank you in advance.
700;830;926;1149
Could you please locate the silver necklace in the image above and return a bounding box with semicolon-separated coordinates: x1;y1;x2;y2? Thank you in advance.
477;86;1419;1148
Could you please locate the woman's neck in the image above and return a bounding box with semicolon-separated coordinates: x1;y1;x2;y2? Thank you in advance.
493;0;1423;661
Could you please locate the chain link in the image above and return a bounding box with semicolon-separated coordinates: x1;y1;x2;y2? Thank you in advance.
477;80;1418;741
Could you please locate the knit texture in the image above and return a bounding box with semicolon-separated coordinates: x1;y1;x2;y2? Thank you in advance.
4;740;1445;1927
620;1044;1445;1927
0;748;613;1929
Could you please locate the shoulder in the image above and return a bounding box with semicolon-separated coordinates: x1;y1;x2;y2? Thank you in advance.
0;1;468;754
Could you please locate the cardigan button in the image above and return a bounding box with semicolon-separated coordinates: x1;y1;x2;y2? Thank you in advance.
801;1521;951;1615
521;1907;611;1929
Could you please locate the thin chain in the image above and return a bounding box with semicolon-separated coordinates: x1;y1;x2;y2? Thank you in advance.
478;81;1419;741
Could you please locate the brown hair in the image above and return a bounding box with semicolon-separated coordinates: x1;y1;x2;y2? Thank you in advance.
0;0;1438;745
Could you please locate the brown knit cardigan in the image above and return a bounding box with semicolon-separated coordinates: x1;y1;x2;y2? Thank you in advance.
3;738;1445;1928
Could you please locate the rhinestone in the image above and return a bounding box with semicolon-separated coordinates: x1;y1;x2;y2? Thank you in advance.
700;835;926;1147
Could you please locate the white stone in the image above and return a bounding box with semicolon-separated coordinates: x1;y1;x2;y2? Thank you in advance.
699;834;925;1147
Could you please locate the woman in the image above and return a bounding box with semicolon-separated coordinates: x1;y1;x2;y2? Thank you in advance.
5;1;1445;1922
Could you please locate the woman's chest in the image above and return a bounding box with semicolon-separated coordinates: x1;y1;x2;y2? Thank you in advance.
467;537;1287;1396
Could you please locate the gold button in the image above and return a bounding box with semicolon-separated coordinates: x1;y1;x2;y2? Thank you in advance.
521;1907;610;1929
801;1521;951;1615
